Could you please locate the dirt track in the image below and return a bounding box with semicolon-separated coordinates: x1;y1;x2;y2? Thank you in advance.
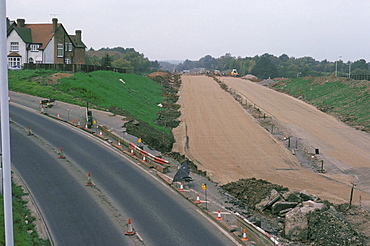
172;75;370;207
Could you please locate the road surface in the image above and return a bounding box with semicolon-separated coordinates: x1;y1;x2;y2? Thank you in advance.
9;102;237;245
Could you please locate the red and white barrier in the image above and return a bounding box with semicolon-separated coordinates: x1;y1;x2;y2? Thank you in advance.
128;142;169;167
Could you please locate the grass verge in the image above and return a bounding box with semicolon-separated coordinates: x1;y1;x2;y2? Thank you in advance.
0;181;50;245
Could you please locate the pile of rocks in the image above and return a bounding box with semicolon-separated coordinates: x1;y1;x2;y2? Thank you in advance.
255;189;366;244
222;178;367;245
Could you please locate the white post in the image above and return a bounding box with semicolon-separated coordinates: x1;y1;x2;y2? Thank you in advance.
348;62;351;78
0;1;15;245
335;56;342;77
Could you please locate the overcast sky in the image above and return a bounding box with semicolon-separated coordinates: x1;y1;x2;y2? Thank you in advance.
6;0;370;62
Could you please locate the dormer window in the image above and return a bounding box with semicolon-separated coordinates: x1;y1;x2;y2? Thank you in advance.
30;44;39;51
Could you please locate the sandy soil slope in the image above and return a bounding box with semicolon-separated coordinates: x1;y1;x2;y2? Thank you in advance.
172;75;370;207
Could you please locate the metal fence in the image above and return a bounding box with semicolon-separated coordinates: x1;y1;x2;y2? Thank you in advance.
23;63;126;74
349;74;370;81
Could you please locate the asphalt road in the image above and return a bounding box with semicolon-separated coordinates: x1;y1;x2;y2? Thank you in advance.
9;102;237;245
10;125;129;245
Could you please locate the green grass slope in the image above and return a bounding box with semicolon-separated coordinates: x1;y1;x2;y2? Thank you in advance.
273;77;370;132
8;69;83;105
55;71;165;129
8;69;166;131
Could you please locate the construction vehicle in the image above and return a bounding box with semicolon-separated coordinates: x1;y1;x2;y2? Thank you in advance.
231;69;239;77
39;98;56;108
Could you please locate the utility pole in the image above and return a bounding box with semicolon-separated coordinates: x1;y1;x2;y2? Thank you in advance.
1;1;15;244
335;56;342;77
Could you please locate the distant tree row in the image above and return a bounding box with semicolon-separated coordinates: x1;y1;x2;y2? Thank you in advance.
173;53;370;79
86;47;160;75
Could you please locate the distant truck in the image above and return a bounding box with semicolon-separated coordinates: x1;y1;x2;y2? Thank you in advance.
214;70;221;76
231;69;239;77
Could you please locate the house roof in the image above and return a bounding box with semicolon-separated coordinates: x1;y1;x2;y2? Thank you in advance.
24;23;61;49
69;34;87;48
12;26;32;43
8;19;86;50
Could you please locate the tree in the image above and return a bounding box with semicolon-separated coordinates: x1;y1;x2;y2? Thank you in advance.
351;59;368;71
111;59;134;72
217;53;235;71
101;54;112;67
279;54;289;63
176;59;194;71
198;55;217;70
251;56;278;79
151;60;160;71
351;59;369;75
86;55;101;66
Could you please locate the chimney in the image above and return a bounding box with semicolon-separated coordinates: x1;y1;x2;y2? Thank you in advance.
75;30;82;45
52;18;58;33
17;18;25;27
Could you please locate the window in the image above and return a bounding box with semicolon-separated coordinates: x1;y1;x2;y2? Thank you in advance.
65;58;71;64
65;42;72;52
10;42;19;51
57;44;64;57
30;44;39;51
8;57;21;68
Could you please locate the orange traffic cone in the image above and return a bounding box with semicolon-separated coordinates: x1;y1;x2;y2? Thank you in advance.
124;218;136;235
179;182;184;191
117;140;122;148
27;127;34;136
57;113;60;118
72;119;75;125
77;119;81;128
195;194;201;204
99;130;103;137
242;229;249;241
58;147;66;159
86;172;93;186
84;123;89;130
217;209;222;220
130;148;134;155
40;105;44;114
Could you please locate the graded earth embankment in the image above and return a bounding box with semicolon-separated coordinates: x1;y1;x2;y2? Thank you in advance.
172;75;370;206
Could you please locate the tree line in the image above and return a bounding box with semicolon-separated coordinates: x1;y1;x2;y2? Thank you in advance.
85;47;160;75
173;53;370;79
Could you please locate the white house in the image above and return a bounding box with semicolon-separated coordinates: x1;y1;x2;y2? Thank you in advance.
6;18;86;68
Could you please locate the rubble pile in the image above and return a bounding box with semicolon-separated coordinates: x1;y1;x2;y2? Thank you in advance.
221;178;368;245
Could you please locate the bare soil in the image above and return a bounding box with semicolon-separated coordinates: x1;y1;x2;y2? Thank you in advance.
32;72;73;85
172;75;370;243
